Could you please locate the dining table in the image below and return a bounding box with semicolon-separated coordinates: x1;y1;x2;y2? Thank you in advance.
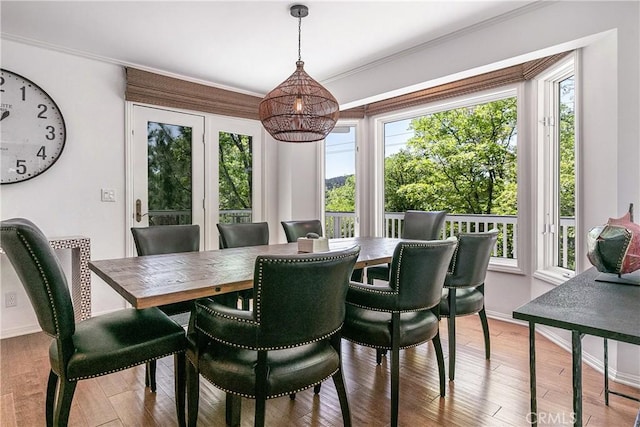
88;236;403;309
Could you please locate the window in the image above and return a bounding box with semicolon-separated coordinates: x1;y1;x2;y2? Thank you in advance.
376;88;521;267
537;56;577;280
324;124;358;238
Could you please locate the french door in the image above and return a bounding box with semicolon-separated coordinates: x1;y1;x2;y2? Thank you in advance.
127;105;263;253
129;105;205;250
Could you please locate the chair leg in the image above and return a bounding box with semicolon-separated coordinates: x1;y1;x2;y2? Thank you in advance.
53;378;77;427
241;297;250;311
332;370;352;427
432;332;446;397
174;353;186;427
479;307;491;359
225;394;241;427
447;288;457;381
478;284;491;360
46;370;58;427
146;360;157;392
186;358;200;427
376;349;385;364
254;350;268;427
390;313;401;427
313;383;322;394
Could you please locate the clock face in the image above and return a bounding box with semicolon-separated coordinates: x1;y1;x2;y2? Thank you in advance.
1;69;67;184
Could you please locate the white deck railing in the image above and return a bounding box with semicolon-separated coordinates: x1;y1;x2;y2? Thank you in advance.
148;209;575;266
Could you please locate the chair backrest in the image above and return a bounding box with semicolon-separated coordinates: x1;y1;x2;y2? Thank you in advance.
252;246;360;348
401;210;448;240
281;220;323;243
387;238;457;311
446;230;498;289
0;218;75;339
131;224;200;255
217;222;269;249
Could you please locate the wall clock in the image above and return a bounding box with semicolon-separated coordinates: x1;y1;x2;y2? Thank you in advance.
1;69;67;184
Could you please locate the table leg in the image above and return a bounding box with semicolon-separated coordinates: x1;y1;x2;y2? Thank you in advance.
572;331;583;427
604;338;609;405
529;322;537;426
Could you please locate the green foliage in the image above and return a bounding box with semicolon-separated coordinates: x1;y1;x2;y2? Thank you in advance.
147;124;192;215
326;175;355;212
386;98;518;215
219;132;252;211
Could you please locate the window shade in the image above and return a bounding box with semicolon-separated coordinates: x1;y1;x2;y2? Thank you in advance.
125;52;570;121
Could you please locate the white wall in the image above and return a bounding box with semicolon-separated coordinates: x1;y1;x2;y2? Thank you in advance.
1;40;131;335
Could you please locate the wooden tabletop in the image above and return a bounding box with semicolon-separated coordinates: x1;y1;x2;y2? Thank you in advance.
89;237;402;309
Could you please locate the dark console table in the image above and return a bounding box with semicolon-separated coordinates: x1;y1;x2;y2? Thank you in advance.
513;267;640;426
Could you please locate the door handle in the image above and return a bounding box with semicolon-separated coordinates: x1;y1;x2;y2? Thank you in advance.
135;199;148;223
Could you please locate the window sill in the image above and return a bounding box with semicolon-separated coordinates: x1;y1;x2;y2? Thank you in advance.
488;258;524;275
533;268;575;286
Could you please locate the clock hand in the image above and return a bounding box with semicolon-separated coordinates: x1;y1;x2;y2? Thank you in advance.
0;111;9;121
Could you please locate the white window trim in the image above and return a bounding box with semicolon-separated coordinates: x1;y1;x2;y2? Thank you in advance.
533;53;580;285
371;86;526;274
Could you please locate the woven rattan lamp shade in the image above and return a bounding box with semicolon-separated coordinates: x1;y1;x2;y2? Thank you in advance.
259;61;339;142
258;4;339;143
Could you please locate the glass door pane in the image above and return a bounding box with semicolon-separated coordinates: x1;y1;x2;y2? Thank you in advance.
218;131;253;224
147;122;193;225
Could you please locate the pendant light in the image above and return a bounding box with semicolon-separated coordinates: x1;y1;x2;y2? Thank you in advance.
258;4;339;143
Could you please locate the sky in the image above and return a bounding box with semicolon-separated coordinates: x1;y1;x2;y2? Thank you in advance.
324;118;413;179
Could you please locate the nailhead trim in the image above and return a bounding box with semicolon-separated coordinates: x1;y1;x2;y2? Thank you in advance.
346;301;432;314
254;250;358;323
197;367;339;400
343;336;432;351
6;227;62;338
68;350;185;381
196;326;342;351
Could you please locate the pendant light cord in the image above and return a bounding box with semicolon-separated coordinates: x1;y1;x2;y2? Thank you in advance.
298;15;302;61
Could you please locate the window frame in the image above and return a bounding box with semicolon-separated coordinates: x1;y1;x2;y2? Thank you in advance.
371;85;526;273
534;54;580;284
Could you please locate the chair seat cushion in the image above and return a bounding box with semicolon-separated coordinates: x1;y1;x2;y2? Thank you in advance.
50;308;186;381
439;288;484;317
197;341;339;398
342;305;439;349
366;265;389;282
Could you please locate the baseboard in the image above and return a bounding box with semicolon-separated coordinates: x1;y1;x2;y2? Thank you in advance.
0;307;124;340
486;310;640;390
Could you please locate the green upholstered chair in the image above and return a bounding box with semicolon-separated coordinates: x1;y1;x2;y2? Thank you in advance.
131;224;200;391
281;219;323;242
366;210;447;284
216;222;269;310
1;218;186;427
342;238;457;427
281;219;365;282
438;230;498;381
186;246;360;427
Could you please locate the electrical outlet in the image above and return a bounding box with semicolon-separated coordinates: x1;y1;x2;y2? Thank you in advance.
5;291;17;308
101;188;116;202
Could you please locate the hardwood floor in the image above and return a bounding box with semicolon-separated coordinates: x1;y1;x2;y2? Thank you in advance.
1;316;638;426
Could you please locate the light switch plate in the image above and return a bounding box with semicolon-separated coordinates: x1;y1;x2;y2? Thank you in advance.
101;189;116;202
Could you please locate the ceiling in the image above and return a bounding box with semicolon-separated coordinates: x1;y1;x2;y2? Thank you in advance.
1;1;538;99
